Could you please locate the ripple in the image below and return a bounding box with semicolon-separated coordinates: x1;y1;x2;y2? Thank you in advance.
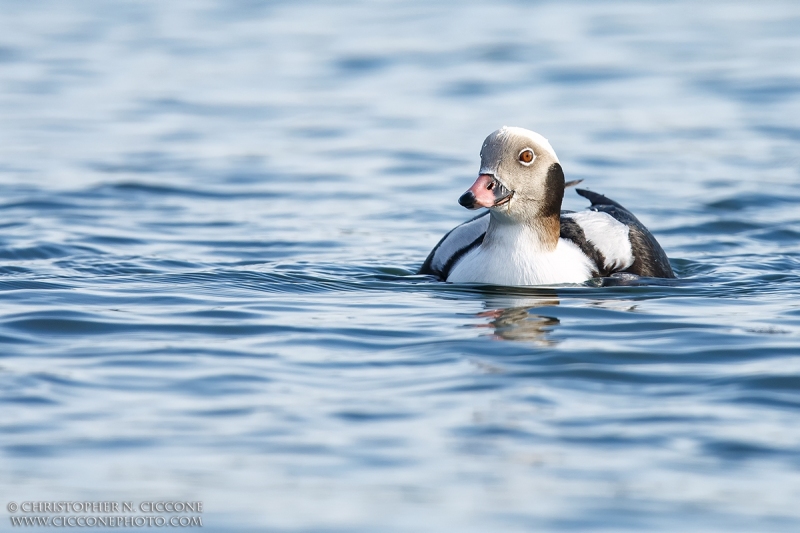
0;244;98;260
705;193;800;211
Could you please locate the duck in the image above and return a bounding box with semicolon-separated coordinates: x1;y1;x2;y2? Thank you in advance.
419;126;675;285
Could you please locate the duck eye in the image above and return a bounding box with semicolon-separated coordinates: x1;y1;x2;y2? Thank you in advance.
518;149;534;164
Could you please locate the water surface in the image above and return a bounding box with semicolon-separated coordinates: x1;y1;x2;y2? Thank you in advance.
2;1;800;531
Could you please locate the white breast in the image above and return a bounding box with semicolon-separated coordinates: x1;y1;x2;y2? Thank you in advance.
446;224;596;286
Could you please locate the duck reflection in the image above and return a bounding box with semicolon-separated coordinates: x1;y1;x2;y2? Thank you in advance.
474;290;561;344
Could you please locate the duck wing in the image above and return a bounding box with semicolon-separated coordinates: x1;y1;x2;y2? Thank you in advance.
567;188;675;278
418;211;489;280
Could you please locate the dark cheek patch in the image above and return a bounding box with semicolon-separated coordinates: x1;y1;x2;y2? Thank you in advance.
541;163;565;218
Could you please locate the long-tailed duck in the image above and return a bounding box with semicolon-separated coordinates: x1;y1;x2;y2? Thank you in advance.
419;126;675;285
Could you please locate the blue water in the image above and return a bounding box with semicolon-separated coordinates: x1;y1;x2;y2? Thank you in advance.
2;1;800;531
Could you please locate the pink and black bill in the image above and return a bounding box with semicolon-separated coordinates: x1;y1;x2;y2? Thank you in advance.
458;174;513;209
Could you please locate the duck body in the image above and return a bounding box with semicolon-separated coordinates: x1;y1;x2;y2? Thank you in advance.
420;188;674;284
446;215;595;285
419;127;674;285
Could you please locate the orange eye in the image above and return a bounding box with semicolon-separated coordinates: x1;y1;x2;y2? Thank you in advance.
519;149;534;163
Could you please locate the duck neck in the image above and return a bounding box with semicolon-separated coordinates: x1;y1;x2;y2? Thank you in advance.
486;213;561;252
483;162;565;252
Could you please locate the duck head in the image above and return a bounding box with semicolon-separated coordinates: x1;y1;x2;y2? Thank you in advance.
458;126;565;225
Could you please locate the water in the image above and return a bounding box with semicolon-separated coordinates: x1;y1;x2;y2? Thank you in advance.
1;1;800;531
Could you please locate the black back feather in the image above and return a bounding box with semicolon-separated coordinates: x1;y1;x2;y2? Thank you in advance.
575;188;675;278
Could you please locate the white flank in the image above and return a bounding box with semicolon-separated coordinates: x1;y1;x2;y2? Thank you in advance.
564;211;634;271
429;214;490;273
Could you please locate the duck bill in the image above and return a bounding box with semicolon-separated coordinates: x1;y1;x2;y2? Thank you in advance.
458;174;514;209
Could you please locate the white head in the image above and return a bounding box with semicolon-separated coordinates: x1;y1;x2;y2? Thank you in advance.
459;126;565;229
